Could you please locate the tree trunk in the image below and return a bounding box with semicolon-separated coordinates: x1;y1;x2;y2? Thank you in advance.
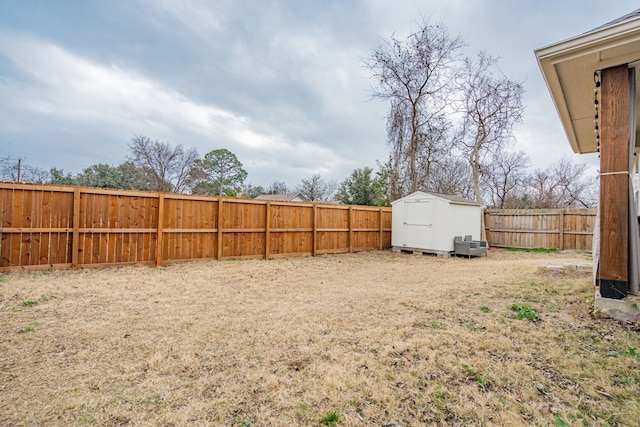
470;146;482;204
409;102;420;194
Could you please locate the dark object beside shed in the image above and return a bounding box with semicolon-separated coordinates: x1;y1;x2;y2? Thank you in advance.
454;235;487;258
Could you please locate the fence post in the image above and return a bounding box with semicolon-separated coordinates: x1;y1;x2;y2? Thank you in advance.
483;209;490;244
217;197;224;260
156;193;165;266
71;188;80;269
379;207;384;250
558;209;565;251
312;204;317;257
348;206;353;253
265;201;271;259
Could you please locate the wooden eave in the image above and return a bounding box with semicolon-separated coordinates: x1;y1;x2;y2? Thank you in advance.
535;13;640;154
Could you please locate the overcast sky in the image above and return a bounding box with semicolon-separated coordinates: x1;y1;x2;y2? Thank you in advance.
0;1;636;188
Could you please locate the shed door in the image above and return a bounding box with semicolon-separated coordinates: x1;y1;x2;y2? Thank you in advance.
403;199;434;248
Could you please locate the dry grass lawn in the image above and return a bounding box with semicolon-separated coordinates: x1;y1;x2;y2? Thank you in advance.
1;249;639;426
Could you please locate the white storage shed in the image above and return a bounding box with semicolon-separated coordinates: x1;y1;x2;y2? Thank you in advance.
392;191;483;254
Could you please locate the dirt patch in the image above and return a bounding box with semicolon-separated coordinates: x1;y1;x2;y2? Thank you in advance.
1;248;638;426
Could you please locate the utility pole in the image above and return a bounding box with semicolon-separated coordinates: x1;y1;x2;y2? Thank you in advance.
17;158;21;182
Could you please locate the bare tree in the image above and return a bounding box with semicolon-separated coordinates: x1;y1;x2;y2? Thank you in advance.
481;149;530;208
20;164;49;183
458;52;525;203
526;168;558;208
297;174;337;202
367;21;465;198
550;157;598;208
266;181;290;195
0;158;49;183
128;135;200;193
426;157;474;199
408;114;454;193
520;157;597;208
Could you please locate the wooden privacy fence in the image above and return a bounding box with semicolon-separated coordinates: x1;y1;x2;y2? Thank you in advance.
0;182;392;271
484;208;596;251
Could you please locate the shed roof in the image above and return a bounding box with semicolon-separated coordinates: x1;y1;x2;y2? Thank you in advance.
427;192;481;206
535;9;640;154
394;191;481;206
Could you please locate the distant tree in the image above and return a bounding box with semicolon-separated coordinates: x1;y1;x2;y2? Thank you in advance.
458;52;525;203
118;162;156;191
195;149;248;197
524;157;597;208
190;181;223;196
49;167;77;186
373;159;392;205
19;164;49;183
387;113;456;199
241;183;265;198
426;157;474;199
50;162;155;190
297;174;337;202
0;158;48;183
74;163;130;189
481;149;530;208
336;167;375;205
79;164;121;188
549;157;597;208
0;158;14;182
526;168;560;209
265;181;290;195
336;167;388;206
128;135;200;193
366;20;464;199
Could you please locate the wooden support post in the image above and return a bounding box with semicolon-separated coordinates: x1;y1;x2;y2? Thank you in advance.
312;204;317;257
156;193;165;267
71;188;80;269
265;201;271;259
217;198;224;260
558;209;564;251
348;206;353;253
599;65;630;299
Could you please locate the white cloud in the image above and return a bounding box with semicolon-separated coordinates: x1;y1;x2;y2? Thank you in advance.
0;34;230;126
149;0;223;37
0;32;350;184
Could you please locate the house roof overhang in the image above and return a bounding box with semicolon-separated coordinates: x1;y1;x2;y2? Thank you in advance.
535;10;640;154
